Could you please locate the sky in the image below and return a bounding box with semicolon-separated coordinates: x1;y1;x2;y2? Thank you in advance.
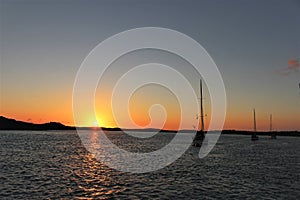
0;0;299;131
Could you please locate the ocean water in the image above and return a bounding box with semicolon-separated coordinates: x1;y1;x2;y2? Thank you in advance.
0;130;299;199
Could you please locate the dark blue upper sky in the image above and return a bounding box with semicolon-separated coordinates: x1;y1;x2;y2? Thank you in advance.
1;0;299;130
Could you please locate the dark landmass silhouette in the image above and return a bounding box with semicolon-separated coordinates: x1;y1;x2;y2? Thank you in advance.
0;116;75;130
0;116;299;137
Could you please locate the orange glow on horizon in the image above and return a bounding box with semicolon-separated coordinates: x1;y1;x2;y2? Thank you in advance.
1;82;299;131
1;111;299;131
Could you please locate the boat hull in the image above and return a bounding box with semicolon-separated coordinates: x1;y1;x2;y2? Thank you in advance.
192;131;206;147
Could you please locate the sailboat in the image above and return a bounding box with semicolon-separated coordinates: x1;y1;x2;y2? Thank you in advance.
251;109;259;141
192;79;206;147
270;114;277;139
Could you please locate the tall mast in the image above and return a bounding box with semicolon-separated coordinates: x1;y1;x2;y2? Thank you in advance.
192;79;206;146
200;79;204;132
270;114;272;132
253;109;257;132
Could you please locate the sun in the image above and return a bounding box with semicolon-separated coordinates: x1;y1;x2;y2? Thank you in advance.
93;121;99;127
95;116;113;128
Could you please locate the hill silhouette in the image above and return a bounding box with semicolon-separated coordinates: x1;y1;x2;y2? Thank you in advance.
0;116;75;130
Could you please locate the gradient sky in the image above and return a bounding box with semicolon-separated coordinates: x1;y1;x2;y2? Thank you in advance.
1;0;299;130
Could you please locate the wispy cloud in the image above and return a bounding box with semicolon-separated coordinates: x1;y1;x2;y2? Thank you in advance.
277;58;300;76
287;59;300;69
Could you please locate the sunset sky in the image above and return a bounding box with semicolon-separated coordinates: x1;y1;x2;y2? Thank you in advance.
1;0;299;131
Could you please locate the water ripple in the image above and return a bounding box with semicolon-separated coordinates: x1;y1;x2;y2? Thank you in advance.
0;131;299;199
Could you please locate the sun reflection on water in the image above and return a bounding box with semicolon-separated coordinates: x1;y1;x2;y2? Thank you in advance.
67;134;127;199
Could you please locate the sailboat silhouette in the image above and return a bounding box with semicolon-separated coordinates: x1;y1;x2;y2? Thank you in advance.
192;79;206;147
251;109;259;141
270;114;277;139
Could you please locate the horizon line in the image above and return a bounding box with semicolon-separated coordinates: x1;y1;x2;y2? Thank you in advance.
0;115;299;132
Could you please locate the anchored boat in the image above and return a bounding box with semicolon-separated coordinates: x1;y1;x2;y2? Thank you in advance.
193;79;206;147
270;114;277;139
251;109;259;141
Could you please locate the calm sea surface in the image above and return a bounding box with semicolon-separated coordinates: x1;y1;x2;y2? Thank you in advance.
0;131;299;199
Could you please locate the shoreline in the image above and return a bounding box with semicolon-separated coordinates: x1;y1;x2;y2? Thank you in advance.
1;116;299;136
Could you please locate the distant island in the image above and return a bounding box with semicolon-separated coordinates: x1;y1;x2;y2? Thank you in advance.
0;116;75;130
0;116;299;137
